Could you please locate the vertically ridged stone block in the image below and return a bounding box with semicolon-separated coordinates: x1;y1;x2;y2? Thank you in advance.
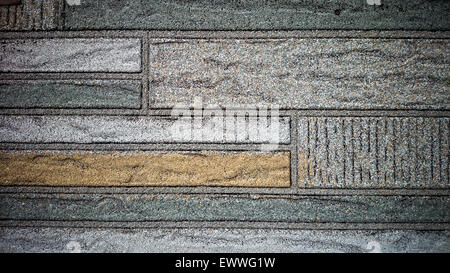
298;117;449;188
0;0;63;31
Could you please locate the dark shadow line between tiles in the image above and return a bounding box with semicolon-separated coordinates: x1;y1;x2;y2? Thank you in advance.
0;220;448;230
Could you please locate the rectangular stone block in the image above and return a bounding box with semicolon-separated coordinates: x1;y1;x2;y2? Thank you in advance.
0;151;290;187
64;0;449;31
298;117;449;188
0;38;141;72
0;80;142;109
0;115;290;144
0;193;447;223
149;38;449;110
0;0;63;31
1;228;449;253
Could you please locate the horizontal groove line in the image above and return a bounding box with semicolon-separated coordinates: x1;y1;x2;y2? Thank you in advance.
1;220;448;230
0;110;448;117
0;30;449;39
0;73;144;79
0;188;448;196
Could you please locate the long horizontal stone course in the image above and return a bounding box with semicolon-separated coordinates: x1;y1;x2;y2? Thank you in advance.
0;80;142;109
0;0;63;31
0;151;290;187
64;0;450;30
1;228;449;253
0;39;141;72
298;117;449;188
149;38;449;110
0;115;290;144
0;194;448;223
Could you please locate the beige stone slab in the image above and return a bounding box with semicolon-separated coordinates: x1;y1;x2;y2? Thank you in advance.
0;151;290;187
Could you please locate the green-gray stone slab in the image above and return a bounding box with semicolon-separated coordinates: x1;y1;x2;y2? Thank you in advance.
0;80;142;109
1;228;448;253
1;194;448;223
64;0;449;31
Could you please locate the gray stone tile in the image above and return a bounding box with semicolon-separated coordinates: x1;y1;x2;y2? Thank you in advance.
0;80;142;109
1;194;448;223
0;38;142;72
149;38;448;109
0;0;63;31
0;115;290;144
298;117;449;188
1;228;448;253
64;0;449;31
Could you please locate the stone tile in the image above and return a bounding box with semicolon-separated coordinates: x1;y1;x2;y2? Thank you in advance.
0;0;63;31
1;228;448;253
0;115;290;144
149;38;448;109
0;151;290;187
0;80;142;109
298;117;449;188
64;0;449;30
0;194;448;223
0;38;142;72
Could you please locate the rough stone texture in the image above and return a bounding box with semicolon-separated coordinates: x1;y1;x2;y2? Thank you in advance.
298;117;450;188
0;1;449;253
0;38;142;72
0;80;142;109
1;228;449;253
1;194;448;223
149;38;449;109
0;115;290;144
0;0;63;31
64;0;450;30
0;151;290;187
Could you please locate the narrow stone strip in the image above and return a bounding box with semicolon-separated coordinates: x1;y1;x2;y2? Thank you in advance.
0;193;447;222
0;38;142;72
0;115;290;144
0;80;142;109
64;0;450;31
1;228;448;253
0;151;290;187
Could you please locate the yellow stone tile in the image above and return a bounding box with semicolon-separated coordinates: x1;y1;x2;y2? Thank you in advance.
0;151;290;187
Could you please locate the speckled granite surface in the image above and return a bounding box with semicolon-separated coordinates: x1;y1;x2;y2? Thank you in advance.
0;0;448;253
1;194;448;223
64;0;449;30
149;38;448;109
1;228;448;253
0;115;291;143
0;38;142;72
0;80;142;109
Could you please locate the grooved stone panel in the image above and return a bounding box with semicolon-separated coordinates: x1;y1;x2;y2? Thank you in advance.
0;152;290;187
0;115;290;144
0;39;142;72
0;0;63;31
298;117;450;188
0;80;142;109
64;0;450;30
149;38;449;110
1;228;449;253
0;194;448;223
